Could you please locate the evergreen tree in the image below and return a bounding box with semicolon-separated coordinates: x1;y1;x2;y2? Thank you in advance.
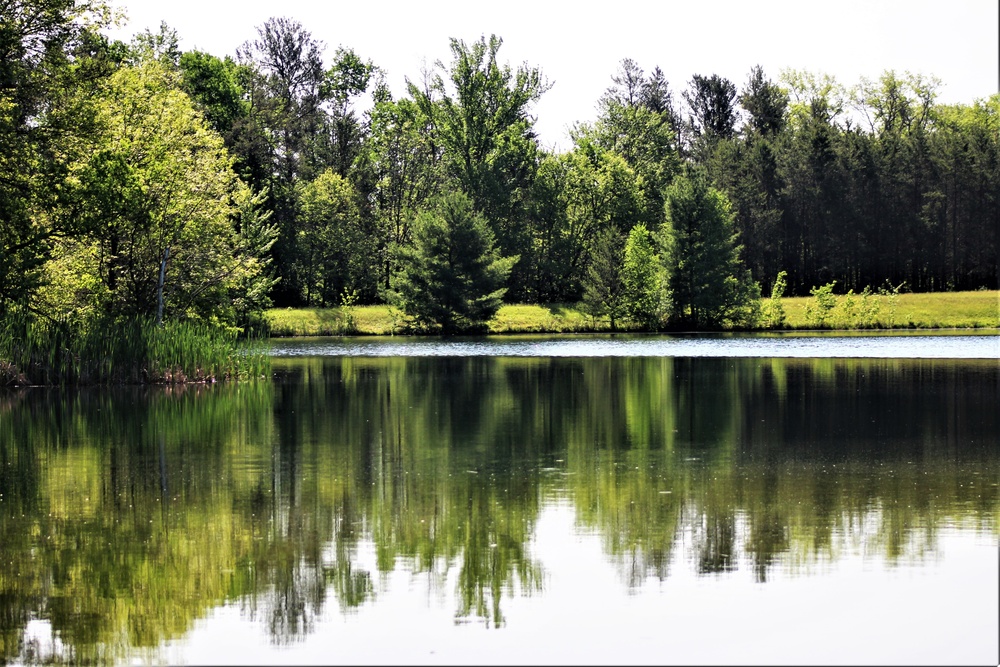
740;65;788;138
581;227;626;330
683;74;739;142
662;167;758;328
392;192;517;333
408;35;549;301
590;60;681;229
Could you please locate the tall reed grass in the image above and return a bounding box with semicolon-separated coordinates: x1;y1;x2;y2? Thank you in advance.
0;311;270;386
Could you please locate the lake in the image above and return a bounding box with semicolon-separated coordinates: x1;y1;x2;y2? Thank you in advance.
1;333;998;665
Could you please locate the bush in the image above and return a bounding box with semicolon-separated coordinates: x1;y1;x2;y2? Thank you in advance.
805;281;838;327
762;271;788;328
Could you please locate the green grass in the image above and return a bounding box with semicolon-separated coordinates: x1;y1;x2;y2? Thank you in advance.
777;290;1000;329
267;291;999;337
1;313;270;386
266;305;405;336
266;303;644;336
487;304;641;333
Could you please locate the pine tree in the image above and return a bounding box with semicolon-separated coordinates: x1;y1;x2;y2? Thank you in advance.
392;192;517;333
581;227;627;330
662;167;759;328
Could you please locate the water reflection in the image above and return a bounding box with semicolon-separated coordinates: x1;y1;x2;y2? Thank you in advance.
0;356;997;663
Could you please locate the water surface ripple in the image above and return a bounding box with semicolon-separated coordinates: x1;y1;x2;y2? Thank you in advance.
271;331;1000;359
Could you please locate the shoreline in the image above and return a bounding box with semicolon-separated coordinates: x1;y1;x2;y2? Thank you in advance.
265;291;1000;337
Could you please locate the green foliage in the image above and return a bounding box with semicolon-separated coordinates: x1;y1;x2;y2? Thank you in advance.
740;65;789;137
0;309;269;386
3;9;998;330
662;167;758;328
683;74;739;143
234;17;326;305
839;289;857;323
805;281;838;327
129;20;181;69
622;224;666;327
409;34;549;300
792;281;904;329
322;46;375;114
229;184;280;331
313;47;375;178
72;60;268;325
701;115;784;285
6;55;277;331
776;290;996;329
362;94;445;293
581;227;627;329
528;145;645;303
179;49;247;136
588;59;682;226
855;286;882;327
294;169;373;305
392;192;517;333
761;270;788;328
800;281;908;329
0;0;112;315
878;280;906;327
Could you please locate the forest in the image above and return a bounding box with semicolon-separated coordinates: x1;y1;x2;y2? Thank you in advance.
2;1;998;339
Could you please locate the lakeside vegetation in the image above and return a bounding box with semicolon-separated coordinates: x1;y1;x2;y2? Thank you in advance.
266;290;1000;336
2;3;997;381
0;313;269;387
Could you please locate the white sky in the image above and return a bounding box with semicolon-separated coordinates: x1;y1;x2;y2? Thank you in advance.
105;0;999;151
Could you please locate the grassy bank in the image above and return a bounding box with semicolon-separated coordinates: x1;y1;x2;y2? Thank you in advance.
779;290;1000;329
1;315;270;386
266;290;1000;336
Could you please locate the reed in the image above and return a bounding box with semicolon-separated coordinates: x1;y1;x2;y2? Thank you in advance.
0;311;270;386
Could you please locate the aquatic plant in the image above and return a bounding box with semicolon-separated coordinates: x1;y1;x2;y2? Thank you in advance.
0;311;269;386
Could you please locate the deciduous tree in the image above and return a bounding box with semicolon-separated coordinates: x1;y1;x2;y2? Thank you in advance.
409;34;549;300
622;224;666;327
294;168;371;305
65;60;268;325
0;0;111;314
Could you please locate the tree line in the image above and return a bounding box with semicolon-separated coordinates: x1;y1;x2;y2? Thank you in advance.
2;3;997;334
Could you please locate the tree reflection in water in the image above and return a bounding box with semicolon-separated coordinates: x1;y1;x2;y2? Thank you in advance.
0;355;996;661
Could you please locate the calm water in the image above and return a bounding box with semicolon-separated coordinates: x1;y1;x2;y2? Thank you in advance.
1;335;998;665
270;329;1000;358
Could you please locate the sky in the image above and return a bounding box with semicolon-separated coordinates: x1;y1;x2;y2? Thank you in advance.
105;0;1000;151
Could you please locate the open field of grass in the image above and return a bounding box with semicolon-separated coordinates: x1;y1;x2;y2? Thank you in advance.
778;290;1000;329
265;290;999;337
265;303;646;336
